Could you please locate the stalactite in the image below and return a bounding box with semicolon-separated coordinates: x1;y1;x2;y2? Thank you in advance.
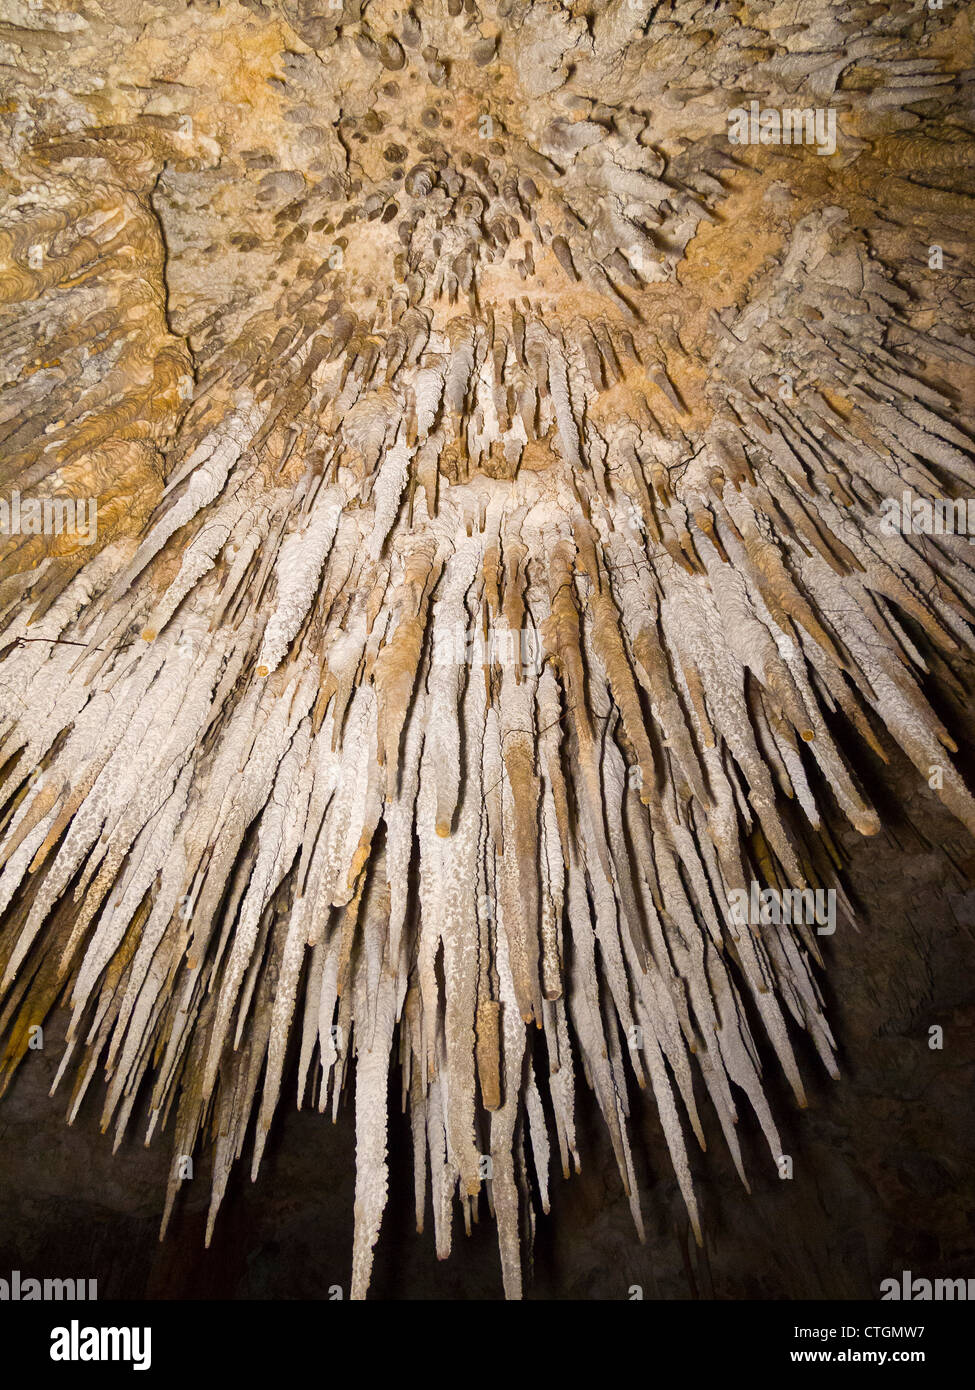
0;0;973;1299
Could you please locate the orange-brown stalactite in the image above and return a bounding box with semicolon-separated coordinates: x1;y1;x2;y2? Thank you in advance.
0;0;973;1302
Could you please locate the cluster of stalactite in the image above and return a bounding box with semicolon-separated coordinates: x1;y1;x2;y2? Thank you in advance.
0;0;973;1297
